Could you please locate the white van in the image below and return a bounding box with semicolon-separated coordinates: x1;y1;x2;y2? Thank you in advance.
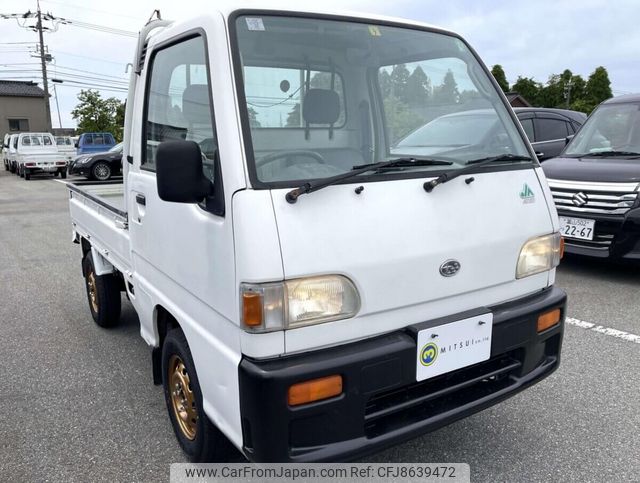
68;6;566;463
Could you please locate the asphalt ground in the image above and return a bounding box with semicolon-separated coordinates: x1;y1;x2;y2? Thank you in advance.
0;169;638;482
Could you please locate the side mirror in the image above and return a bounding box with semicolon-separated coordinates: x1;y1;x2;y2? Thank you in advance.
156;140;224;216
74;142;79;148
565;134;575;146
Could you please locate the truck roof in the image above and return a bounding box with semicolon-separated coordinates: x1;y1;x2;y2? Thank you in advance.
156;4;455;40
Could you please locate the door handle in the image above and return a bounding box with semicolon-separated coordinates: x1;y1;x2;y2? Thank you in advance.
535;152;544;158
135;194;146;206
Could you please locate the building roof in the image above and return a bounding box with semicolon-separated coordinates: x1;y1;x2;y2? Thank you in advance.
0;80;46;98
505;92;532;107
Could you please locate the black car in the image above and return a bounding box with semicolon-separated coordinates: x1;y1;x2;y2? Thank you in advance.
68;142;123;181
513;107;587;160
542;94;640;260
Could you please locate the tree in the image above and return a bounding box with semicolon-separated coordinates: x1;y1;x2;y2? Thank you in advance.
71;90;125;141
433;70;459;104
511;76;542;106
491;65;509;93
382;95;424;144
405;66;431;106
379;70;392;98
389;64;410;100
585;66;612;106
248;107;261;128
285;103;300;127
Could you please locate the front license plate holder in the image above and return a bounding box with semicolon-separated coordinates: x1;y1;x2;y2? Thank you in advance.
416;313;493;382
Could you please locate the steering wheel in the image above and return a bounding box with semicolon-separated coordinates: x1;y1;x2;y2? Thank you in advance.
255;150;326;169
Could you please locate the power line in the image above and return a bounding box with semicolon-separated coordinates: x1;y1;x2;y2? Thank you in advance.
41;0;142;21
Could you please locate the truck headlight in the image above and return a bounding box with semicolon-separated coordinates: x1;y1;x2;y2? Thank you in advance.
516;232;563;279
240;275;360;332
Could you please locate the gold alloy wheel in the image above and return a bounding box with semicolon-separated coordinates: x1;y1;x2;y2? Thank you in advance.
168;355;198;440
87;270;99;313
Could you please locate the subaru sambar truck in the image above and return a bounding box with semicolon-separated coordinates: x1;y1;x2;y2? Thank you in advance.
68;5;567;463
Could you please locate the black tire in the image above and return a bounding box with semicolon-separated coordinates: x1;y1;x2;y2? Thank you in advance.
60;170;67;179
24;171;30;180
162;329;232;462
19;166;24;178
92;161;111;181
3;162;7;171
82;254;121;328
9;163;16;174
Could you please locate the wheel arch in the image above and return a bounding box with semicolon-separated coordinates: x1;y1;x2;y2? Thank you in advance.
152;304;182;385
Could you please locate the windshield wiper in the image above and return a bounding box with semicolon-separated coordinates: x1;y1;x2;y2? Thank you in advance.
423;154;533;193
285;157;452;204
581;150;640;158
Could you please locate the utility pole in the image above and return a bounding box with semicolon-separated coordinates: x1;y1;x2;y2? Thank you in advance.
563;79;573;110
36;0;52;131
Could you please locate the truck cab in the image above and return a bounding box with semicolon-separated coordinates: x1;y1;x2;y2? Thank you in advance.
7;133;18;173
68;6;566;463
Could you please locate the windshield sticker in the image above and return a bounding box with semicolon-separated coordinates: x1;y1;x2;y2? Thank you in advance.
368;25;382;36
520;183;535;204
245;18;265;31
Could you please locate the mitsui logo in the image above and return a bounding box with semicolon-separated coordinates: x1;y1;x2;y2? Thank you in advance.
420;342;438;366
519;183;535;203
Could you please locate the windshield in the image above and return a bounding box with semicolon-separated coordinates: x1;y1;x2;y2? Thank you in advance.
233;14;530;186
564;102;640;156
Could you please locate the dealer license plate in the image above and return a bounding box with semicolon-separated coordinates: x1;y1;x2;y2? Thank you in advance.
558;216;595;240
416;314;493;381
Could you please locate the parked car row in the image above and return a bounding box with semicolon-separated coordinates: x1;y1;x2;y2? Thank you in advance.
2;131;121;181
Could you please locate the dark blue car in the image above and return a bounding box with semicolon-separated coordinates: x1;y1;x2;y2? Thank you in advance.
75;132;116;155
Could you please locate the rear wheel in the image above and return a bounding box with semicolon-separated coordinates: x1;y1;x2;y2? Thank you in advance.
82;254;121;328
60;170;67;179
24;170;30;180
9;163;15;174
162;329;232;462
92;162;111;181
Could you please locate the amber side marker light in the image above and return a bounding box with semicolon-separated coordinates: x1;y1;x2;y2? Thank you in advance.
288;375;343;406
560;237;565;259
537;308;561;333
242;292;263;327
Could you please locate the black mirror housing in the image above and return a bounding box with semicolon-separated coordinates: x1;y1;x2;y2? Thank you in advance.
156;141;213;203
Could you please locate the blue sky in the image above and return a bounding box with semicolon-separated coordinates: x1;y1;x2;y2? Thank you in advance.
0;0;637;127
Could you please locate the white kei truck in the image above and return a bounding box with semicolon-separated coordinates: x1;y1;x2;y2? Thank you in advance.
14;132;68;179
68;6;567;463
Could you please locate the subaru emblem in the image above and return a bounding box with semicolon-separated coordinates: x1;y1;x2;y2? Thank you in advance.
439;259;461;277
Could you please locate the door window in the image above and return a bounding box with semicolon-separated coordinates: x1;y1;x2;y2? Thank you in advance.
536;118;568;141
142;35;218;182
519;118;535;142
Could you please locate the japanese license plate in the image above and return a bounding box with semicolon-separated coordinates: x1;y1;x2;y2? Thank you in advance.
416;314;493;381
558;216;595;240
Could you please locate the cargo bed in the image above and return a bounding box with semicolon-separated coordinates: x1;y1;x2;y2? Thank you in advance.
68;181;132;275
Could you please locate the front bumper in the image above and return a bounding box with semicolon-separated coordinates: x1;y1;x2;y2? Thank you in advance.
68;161;90;176
238;286;566;462
558;208;640;260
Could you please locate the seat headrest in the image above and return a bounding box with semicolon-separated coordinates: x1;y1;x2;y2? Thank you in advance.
302;88;340;125
182;84;211;125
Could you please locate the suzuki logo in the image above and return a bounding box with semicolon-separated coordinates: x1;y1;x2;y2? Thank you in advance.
439;259;461;277
572;192;588;207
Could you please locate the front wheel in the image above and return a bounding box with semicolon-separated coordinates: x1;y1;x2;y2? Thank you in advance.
92;162;111;181
82;254;121;328
60;170;67;179
19;166;24;178
24;171;30;180
162;329;232;462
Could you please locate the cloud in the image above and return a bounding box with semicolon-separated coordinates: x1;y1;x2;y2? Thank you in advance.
0;0;637;127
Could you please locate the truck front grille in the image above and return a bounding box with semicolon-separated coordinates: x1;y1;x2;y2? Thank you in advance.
364;352;522;439
547;179;639;215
